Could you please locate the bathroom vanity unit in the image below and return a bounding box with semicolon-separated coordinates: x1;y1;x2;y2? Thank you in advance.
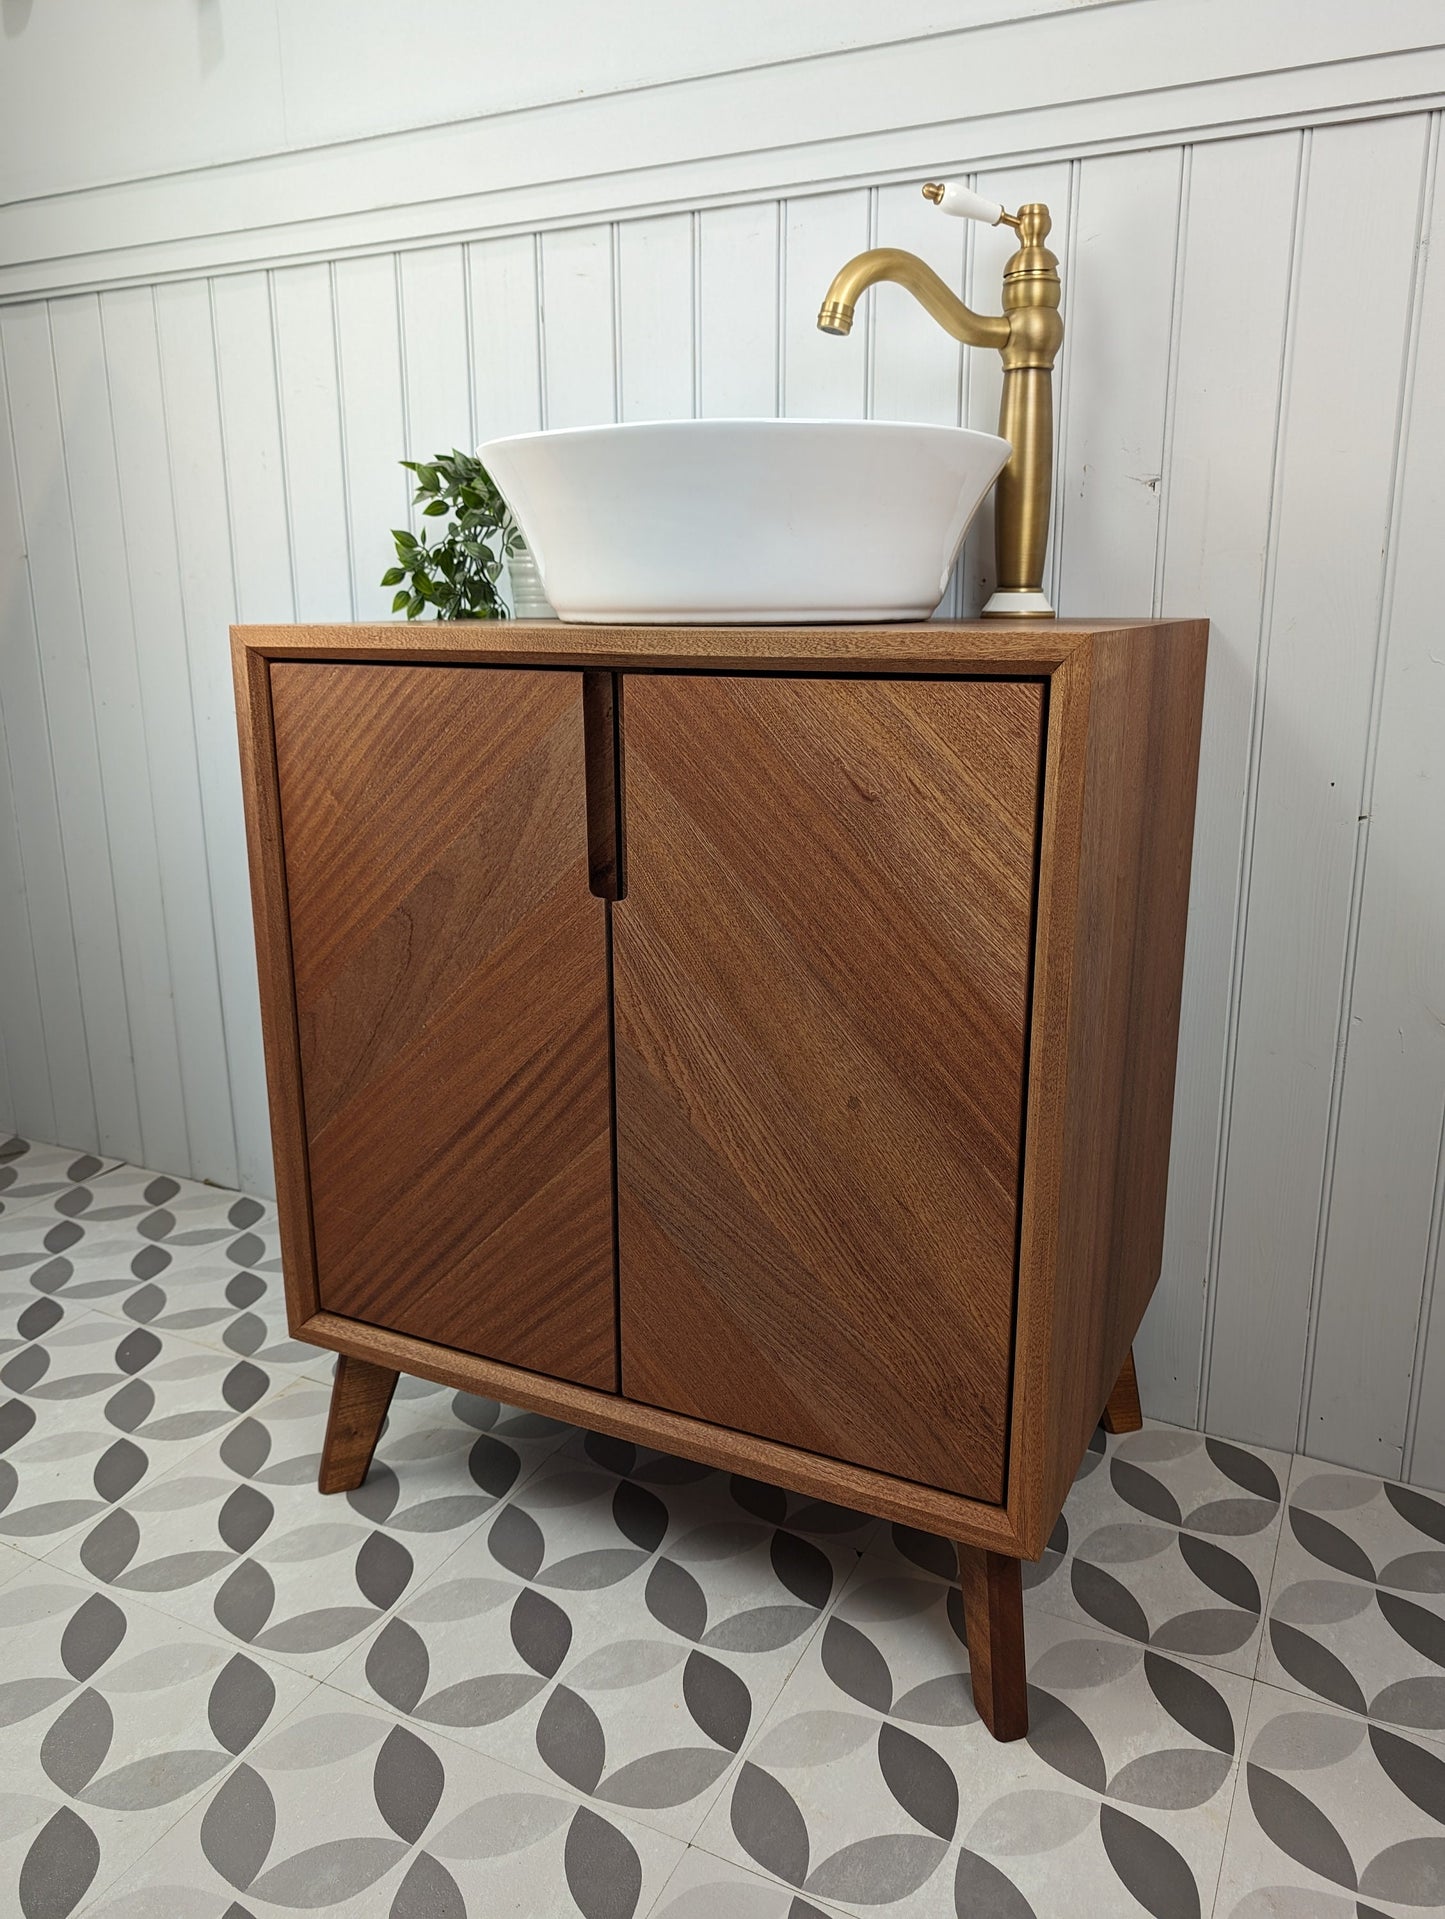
233;616;1207;1741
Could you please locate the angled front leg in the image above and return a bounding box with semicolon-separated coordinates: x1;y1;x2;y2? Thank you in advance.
1101;1346;1144;1435
318;1354;399;1494
955;1544;1028;1741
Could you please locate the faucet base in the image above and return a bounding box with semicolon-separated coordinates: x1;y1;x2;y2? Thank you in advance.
982;586;1055;620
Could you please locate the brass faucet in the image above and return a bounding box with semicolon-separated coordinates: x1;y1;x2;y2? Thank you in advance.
818;182;1063;619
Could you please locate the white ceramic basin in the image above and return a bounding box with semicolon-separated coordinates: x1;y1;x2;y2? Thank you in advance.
476;419;1009;624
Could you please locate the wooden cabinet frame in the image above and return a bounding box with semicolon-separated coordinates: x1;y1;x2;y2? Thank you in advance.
234;617;1206;1574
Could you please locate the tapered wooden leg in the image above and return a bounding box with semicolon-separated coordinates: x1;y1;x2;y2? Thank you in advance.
1101;1346;1144;1434
318;1354;400;1494
955;1544;1028;1741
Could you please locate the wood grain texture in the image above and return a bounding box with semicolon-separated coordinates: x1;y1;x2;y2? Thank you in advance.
955;1544;1028;1740
318;1353;399;1494
1015;621;1208;1546
268;661;616;1388
234;619;1155;674
613;673;1044;1500
299;1307;1025;1550
1101;1347;1143;1435
236;618;1209;1565
233;642;319;1329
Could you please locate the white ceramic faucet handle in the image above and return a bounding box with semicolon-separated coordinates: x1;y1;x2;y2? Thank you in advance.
923;181;1007;226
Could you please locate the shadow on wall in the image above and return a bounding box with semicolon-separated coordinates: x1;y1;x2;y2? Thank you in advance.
1;0;33;36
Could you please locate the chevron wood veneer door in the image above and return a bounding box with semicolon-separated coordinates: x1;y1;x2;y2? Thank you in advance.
613;674;1045;1500
269;662;616;1389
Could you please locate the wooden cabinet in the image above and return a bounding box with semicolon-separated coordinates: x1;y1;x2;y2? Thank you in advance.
615;673;1041;1499
236;617;1207;1741
268;662;616;1387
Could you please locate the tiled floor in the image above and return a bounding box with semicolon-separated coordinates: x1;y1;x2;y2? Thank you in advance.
1;1133;1443;1917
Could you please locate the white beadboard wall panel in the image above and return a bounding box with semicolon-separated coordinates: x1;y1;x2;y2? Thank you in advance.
782;191;872;419
2;302;141;1160
0;346;75;1147
100;285;240;1187
50;294;190;1176
212;275;295;627
333;257;412;623
1205;114;1433;1453
2;19;1444;1486
272;266;354;624
618;215;696;423
399;248;473;471
1133;131;1303;1424
696;203;780;420
539;227;618;431
1053;148;1183;613
152;279;270;1194
1310;131;1445;1478
468;237;544;445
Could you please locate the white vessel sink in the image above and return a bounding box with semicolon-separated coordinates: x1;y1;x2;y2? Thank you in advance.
476;419;1009;624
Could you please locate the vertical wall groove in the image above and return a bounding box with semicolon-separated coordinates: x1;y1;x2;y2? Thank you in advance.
1198;126;1310;1429
1298;111;1442;1450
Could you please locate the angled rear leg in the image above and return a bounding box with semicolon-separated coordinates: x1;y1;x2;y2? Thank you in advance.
318;1354;399;1494
1102;1346;1143;1435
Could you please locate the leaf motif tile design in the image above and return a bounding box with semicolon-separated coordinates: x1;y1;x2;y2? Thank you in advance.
0;1140;1438;1913
48;1376;571;1680
1023;1421;1289;1678
0;1557;311;1917
0;1309;281;1553
1215;1682;1445;1916
328;1428;876;1840
0;1138;122;1223
80;1685;683;1918
1261;1459;1445;1739
694;1553;1248;1916
653;1845;852;1917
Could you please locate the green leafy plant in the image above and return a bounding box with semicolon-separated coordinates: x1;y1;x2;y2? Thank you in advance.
382;448;522;620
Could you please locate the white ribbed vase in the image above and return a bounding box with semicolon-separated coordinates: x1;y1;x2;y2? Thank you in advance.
507;542;556;620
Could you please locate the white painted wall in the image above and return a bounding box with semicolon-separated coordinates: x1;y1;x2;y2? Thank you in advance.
1;1;1444;1486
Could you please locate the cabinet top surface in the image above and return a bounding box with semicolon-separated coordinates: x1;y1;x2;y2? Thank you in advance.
233;617;1205;675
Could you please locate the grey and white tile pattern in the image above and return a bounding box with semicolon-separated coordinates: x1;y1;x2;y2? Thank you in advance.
0;1132;1437;1916
1261;1458;1445;1740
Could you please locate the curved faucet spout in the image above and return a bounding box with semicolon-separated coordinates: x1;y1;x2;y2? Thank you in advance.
817;248;1009;352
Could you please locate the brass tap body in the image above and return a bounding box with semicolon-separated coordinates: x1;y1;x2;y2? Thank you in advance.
818;198;1063;618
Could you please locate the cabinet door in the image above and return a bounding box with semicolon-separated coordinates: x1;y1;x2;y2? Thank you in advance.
613;674;1044;1499
270;662;616;1389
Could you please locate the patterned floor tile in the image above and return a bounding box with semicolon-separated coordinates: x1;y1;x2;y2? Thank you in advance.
0;1557;313;1919
652;1844;851;1917
0;1311;280;1556
693;1545;1248;1917
330;1428;877;1842
0;1138;122;1223
0;1178;271;1343
49;1375;573;1681
1213;1680;1445;1916
1260;1457;1445;1740
1022;1419;1289;1680
79;1682;684;1919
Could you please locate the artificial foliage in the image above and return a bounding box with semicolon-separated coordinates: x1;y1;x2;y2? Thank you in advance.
382;448;521;620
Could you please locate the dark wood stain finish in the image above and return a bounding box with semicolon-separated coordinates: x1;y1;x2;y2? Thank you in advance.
613;673;1044;1499
268;661;616;1388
